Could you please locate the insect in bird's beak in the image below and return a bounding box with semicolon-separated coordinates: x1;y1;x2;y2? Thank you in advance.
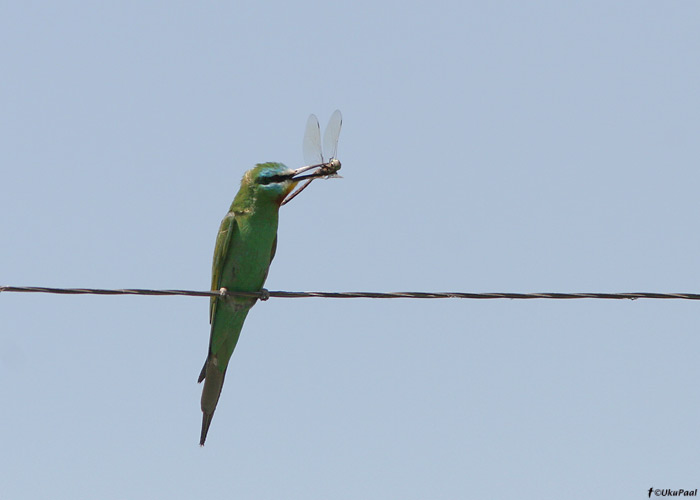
289;158;342;182
282;159;342;206
282;110;343;206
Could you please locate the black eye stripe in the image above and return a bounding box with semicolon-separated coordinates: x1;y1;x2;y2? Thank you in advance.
257;174;289;185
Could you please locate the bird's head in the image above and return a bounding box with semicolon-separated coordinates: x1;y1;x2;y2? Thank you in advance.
233;161;336;210
246;163;298;204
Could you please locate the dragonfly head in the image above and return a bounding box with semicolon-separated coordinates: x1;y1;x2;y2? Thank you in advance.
323;158;342;176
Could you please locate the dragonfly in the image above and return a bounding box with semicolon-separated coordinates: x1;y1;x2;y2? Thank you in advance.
282;109;343;205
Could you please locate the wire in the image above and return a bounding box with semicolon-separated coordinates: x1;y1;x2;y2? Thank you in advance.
2;286;700;300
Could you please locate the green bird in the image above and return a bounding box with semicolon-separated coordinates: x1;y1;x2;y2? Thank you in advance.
198;160;339;445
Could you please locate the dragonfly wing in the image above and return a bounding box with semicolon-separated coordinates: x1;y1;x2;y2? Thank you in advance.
303;114;323;165
323;109;343;160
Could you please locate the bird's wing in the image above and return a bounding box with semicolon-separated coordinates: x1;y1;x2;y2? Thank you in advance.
270;235;278;264
209;211;237;323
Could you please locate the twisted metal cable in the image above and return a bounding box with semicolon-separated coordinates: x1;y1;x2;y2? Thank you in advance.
2;286;700;300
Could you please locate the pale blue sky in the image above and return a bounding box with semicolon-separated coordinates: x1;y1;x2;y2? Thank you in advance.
2;2;700;498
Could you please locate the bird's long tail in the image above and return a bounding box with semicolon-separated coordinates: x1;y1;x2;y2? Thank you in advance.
198;357;226;446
